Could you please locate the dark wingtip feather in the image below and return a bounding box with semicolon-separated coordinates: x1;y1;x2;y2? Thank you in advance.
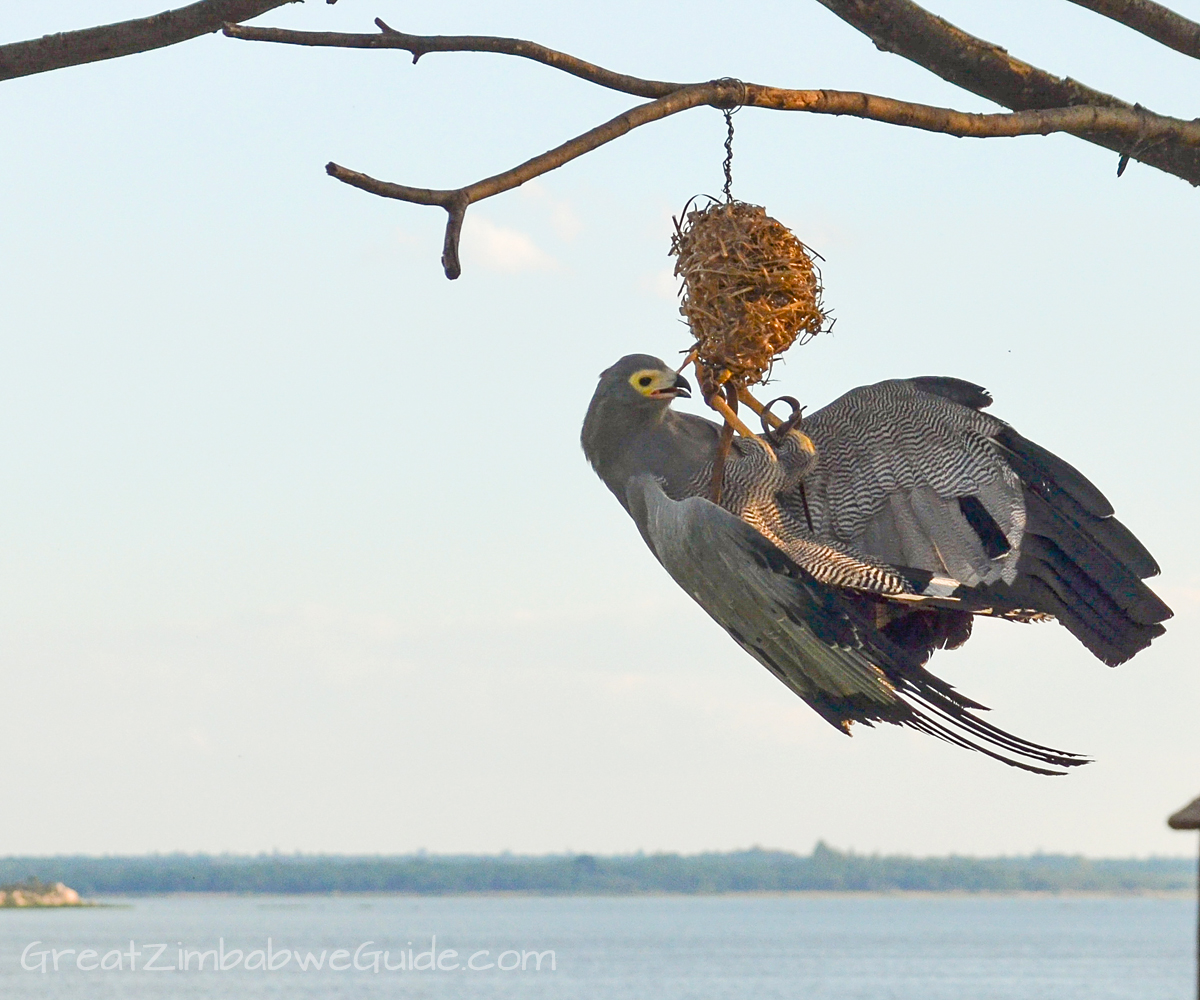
908;376;993;410
985;424;1170;664
838;604;1091;775
999;435;1161;584
996;427;1113;518
904;710;1090;776
777;585;1084;773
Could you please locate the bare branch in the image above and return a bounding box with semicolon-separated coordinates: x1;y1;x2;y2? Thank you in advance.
0;0;300;83
326;82;730;279
225;19;681;98
1065;0;1200;60
228;19;1200;180
752;88;1200;142
325;82;1198;278
814;0;1200;185
228;18;1200;276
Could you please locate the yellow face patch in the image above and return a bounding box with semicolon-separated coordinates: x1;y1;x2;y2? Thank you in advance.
628;369;670;397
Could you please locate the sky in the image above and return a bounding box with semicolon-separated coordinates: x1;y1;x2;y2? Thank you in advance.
1;1;1198;858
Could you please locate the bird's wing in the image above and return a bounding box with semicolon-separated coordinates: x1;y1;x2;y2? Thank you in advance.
624;474;1087;774
795;377;1170;665
798;377;1025;589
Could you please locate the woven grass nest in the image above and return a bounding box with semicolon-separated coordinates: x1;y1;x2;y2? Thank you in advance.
671;199;828;397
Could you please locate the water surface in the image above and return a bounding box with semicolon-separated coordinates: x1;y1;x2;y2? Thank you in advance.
0;893;1191;999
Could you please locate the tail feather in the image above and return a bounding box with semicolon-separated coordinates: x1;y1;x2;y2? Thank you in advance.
1019;576;1162;667
1006;446;1161;579
979;427;1171;665
1021;505;1169;626
1092;515;1161;580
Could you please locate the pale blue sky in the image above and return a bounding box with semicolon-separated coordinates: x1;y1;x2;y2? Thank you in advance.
1;1;1198;857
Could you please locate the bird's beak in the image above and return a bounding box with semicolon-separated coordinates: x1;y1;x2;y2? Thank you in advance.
666;371;692;399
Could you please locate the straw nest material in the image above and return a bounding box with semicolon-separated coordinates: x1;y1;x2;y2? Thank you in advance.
671;199;827;396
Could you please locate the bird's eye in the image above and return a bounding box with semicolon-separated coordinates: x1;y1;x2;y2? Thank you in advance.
638;376;653;387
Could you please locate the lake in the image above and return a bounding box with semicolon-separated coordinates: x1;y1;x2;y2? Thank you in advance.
0;894;1193;999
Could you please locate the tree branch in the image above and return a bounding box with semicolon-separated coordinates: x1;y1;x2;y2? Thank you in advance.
325;81;734;279
231;18;1200;276
813;0;1200;185
226;19;1200;147
323;81;1197;279
227;21;1200;279
226;18;682;98
0;0;300;83
1065;0;1200;60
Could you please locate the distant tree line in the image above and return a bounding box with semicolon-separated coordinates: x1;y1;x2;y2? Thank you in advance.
0;843;1193;896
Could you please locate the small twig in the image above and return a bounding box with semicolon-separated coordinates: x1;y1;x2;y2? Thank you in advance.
223;19;682;96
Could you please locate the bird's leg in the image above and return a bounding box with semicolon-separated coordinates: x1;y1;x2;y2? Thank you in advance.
737;386;781;429
740;387;816;533
709;382;743;504
696;363;735;503
696;366;768;503
693;363;764;441
710;416;735;504
708;393;763;440
700;376;744;499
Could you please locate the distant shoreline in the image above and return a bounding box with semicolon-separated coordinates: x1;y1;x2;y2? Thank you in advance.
43;888;1194;901
1;845;1194;897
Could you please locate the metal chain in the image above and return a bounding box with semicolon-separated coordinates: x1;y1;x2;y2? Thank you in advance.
722;108;736;202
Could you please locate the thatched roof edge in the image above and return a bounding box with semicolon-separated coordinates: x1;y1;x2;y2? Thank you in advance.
1167;795;1200;830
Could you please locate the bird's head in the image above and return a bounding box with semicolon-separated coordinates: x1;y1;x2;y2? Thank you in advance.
594;354;692;408
581;354;692;479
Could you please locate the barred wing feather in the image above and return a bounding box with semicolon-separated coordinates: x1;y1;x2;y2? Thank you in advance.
794;377;1170;665
624;474;1088;775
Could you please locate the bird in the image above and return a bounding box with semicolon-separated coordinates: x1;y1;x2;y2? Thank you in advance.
581;353;1171;774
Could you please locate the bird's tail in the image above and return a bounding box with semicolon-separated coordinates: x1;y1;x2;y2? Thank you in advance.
984;427;1171;666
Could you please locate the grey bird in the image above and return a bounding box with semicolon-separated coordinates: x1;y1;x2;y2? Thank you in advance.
581;354;1171;774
